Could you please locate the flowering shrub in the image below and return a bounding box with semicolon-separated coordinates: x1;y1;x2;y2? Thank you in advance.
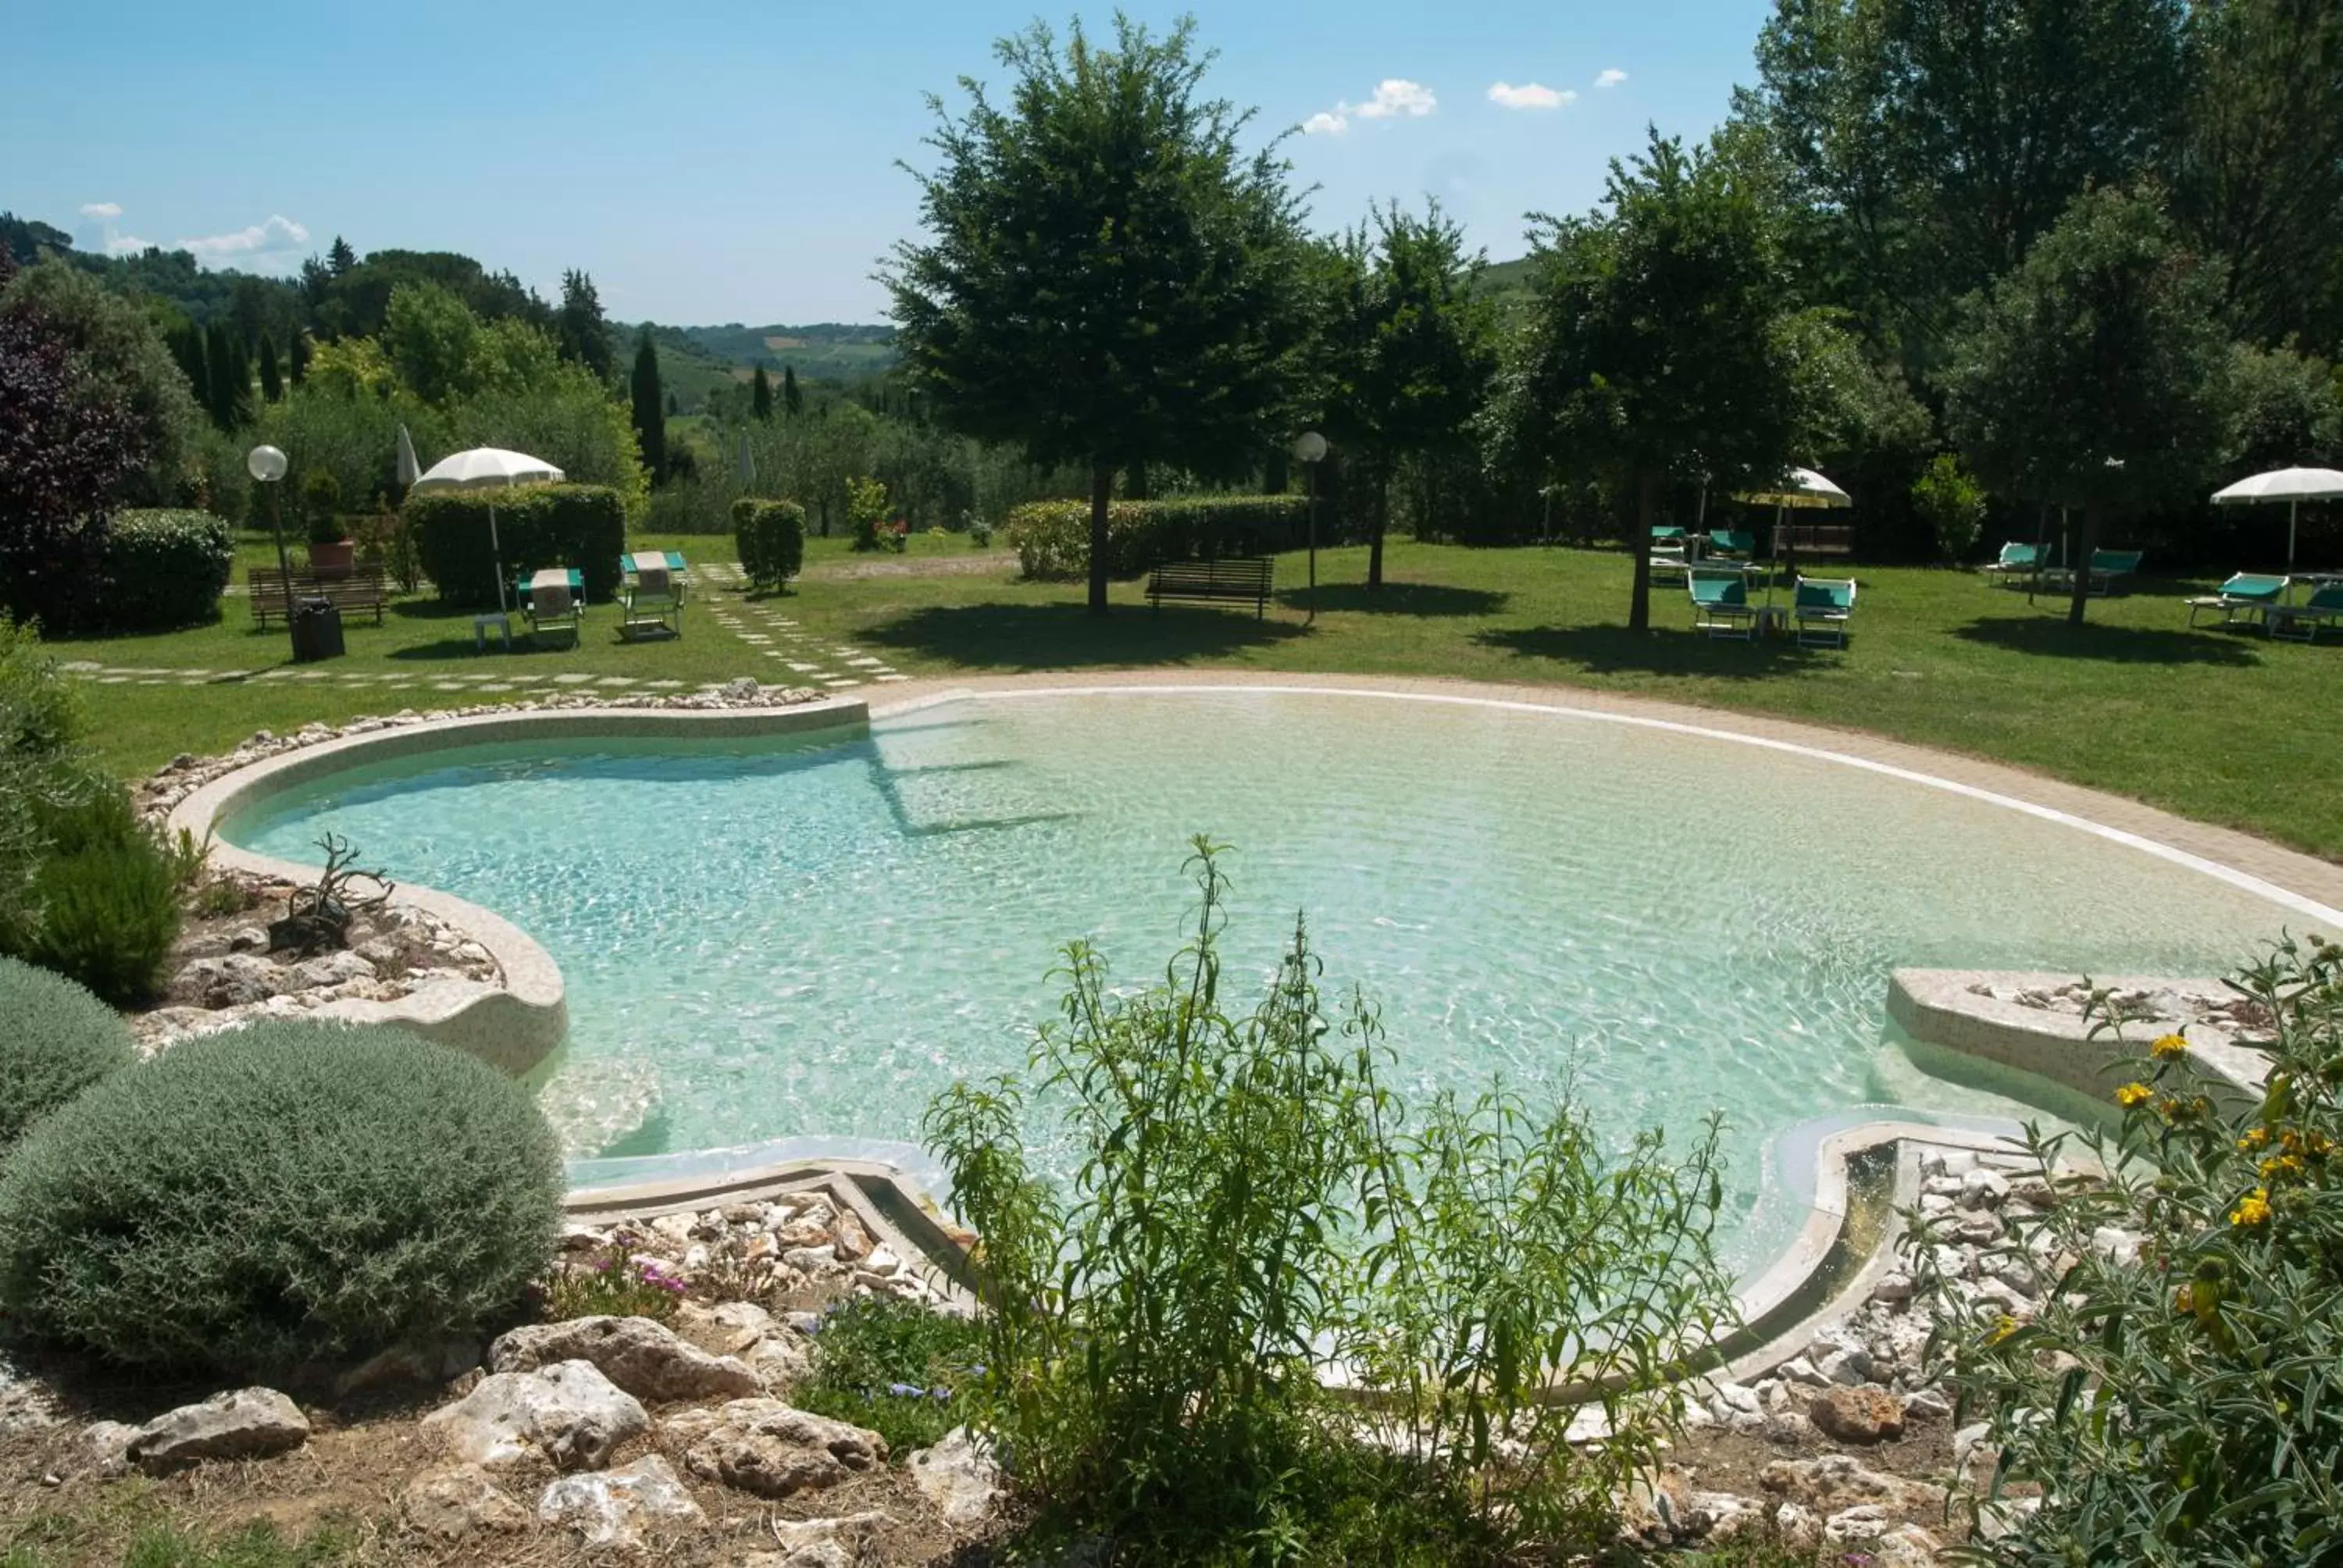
795;1292;982;1454
1912;935;2343;1566
540;1249;690;1324
846;476;890;552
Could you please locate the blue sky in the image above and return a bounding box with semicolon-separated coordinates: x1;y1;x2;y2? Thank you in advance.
6;0;1773;325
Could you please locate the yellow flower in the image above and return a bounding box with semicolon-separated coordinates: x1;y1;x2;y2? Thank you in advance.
2238;1127;2270;1151
1986;1315;2021;1346
2151;1033;2188;1060
2260;1153;2306;1181
2229;1188;2273;1228
2173;1284;2194;1313
2115;1082;2152;1109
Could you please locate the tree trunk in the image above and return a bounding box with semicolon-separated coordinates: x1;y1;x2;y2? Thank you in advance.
1088;461;1113;617
2067;498;2102;628
1368;470;1389;591
1628;470;1657;633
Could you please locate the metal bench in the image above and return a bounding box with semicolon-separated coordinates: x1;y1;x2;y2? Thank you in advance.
248;567;390;628
1147;556;1273;618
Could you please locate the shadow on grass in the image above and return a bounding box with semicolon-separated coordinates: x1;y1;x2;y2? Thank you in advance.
859;601;1307;669
1475;622;1831;679
1952;616;2259;666
1276;581;1510;618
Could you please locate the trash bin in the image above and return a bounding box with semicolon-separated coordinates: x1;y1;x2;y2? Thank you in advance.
291;597;344;663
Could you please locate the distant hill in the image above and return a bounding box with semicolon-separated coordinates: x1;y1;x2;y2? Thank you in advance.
1475;255;1536;298
659;322;897;380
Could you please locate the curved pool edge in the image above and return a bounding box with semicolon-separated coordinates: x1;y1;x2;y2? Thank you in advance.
166;697;872;1075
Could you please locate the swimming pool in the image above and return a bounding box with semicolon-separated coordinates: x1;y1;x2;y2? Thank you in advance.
224;686;2309;1270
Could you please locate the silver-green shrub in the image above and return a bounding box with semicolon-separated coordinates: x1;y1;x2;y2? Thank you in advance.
0;1021;564;1375
0;956;134;1154
923;841;1732;1558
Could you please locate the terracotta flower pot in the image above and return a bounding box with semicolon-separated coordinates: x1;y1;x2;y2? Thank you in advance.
307;539;355;578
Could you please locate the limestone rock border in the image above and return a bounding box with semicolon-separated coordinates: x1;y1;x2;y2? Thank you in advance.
165;698;870;1075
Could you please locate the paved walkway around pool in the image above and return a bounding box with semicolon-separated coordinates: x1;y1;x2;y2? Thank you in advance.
865;668;2343;919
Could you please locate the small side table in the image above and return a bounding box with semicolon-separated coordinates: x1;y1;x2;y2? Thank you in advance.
473;612;513;654
1753;604;1788;638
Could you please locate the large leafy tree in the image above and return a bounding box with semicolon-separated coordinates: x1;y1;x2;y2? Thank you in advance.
1317;203;1497;591
1496;131;1802;631
2170;0;2343;347
1;258;203;508
886;16;1314;614
1942;187;2233;625
1745;0;2188;344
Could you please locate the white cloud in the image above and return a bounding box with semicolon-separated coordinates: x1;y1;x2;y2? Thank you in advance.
105;235;153;256
177;213;311;263
1595;67;1628;87
79;201;122;219
1303;77;1436;135
1486;81;1574;111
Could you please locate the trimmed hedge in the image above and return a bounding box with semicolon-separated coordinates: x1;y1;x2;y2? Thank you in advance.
1004;495;1311;580
408;483;626;608
0;1021;565;1374
99;509;234;630
732;497;808;591
0;957;134;1155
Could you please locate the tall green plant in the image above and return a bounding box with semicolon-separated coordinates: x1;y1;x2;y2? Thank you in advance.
925;843;1734;1560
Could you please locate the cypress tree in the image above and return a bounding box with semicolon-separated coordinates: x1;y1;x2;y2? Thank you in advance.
782;365;802;417
202;320;249;429
289;329;310;385
752;364;773;422
629;329;668;482
258;335;283;402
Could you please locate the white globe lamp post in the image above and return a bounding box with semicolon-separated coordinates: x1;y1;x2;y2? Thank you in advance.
245;444;300;657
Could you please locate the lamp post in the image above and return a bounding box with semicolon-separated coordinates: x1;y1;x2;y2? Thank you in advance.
245;444;298;658
1292;431;1326;623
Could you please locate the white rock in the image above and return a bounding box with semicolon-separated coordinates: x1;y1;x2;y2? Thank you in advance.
735;1510;894;1568
1817;1347;1873;1386
488;1315;760;1402
1875;1522;1946;1566
1779;1356;1831;1388
537;1453;704;1548
676;1299;779;1357
1824;1502;1892;1545
401;1463;534;1542
422;1359;649;1470
2091;1225;2143;1265
287;949;376;992
679;1399;888;1498
1709;1381;1763;1417
129;1388;308;1473
1774;1502;1821;1550
1903;1387;1953;1420
80;1420;141;1477
1870;1270;1916;1303
1959;1167;2011;1210
908;1427;1001;1527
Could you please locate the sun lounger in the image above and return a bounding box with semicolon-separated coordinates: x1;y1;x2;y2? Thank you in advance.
1689;569;1757;640
522;567;583;647
619;558;684;639
2185;572;2288;630
1793;576;1857;647
2267;583;2343;643
1706;529;1756;561
2042;548;2144;597
1981;542;2040;583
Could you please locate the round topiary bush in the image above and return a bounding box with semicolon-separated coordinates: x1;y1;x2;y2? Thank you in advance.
0;1020;564;1374
0;956;134;1154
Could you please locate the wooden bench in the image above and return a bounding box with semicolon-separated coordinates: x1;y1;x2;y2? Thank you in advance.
1147;556;1274;618
248;567;391;628
1773;522;1854;558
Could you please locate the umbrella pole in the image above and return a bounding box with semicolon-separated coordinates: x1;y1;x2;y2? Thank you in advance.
492;504;508;615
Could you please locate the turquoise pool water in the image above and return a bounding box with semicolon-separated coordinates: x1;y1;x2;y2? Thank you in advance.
226;689;2310;1270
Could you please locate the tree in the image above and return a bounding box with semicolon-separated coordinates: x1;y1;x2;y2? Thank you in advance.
629;329;667;483
555;269;615;381
258;335;283;403
1496;131;1803;631
1745;0;2188;342
0;265;148;631
288;329;309;387
382;282;482;406
887;16;1314;614
751;364;774;422
2170;0;2343;347
1317;203;1497;591
2;259;204;508
782;365;802;418
1942;187;2233;625
326;236;356;278
201;320;248;431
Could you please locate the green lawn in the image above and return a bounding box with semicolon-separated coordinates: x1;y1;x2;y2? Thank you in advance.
51;538;2343;861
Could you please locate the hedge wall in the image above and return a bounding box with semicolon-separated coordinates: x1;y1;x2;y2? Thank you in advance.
99;510;234;630
732;497;808;591
1003;495;1312;580
408;484;626;608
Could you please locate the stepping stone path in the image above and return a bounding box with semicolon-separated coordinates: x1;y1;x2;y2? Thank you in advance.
57;560;912;694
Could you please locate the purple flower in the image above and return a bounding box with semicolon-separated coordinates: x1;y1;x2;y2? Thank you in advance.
888;1382;926;1399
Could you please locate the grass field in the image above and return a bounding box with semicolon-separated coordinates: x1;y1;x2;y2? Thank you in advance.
48;536;2343;861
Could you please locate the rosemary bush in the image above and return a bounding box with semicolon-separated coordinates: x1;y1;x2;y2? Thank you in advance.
925;842;1733;1562
1913;935;2343;1566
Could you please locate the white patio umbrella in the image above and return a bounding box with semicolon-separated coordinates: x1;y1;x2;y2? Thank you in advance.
395;424;422;490
2210;466;2343;569
408;447;565;613
1734;466;1851;582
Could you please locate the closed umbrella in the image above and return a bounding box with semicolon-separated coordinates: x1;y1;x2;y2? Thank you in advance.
408;447;565;613
396;425;422;490
2210;466;2343;570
